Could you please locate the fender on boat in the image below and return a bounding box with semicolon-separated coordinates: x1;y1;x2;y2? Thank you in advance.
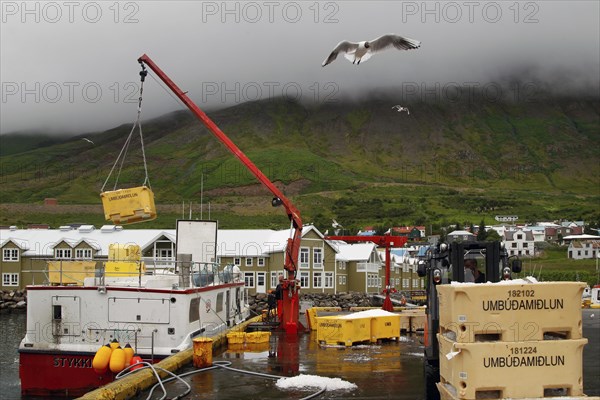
92;344;112;374
109;346;126;374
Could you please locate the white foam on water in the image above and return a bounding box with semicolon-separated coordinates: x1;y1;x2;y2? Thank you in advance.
276;374;358;391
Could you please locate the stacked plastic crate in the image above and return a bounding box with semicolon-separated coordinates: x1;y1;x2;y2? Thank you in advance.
435;281;587;399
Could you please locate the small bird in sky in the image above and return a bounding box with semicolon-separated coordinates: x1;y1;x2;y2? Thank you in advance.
82;138;94;145
322;34;421;67
392;105;410;115
332;219;342;228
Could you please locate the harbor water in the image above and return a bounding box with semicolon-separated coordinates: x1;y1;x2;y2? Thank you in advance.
1;309;599;400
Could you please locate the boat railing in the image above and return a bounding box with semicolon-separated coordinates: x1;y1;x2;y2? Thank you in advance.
24;258;243;289
87;326;157;362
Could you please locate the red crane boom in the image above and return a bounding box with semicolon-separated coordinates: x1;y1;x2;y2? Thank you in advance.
137;54;303;333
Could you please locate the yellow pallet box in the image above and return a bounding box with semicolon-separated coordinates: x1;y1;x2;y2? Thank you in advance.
306;307;342;331
316;315;371;346
108;243;142;262
48;261;96;285
104;261;145;277
437;281;585;342
226;332;246;344
370;314;401;342
438;333;587;399
100;186;157;225
246;331;271;344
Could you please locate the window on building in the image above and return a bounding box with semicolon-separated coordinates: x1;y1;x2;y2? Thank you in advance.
511;243;517;248
234;257;241;266
270;272;280;288
342;275;347;284
244;272;254;288
338;276;343;284
2;248;19;262
324;272;333;288
257;257;265;267
245;258;253;267
154;248;173;262
55;248;72;259
75;248;92;259
313;248;323;268
523;243;528;248
257;273;265;287
2;273;19;286
300;248;309;268
517;234;523;240
313;272;323;288
299;272;309;288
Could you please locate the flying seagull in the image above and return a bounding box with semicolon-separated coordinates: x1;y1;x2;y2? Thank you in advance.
82;138;94;145
322;34;421;67
392;105;410;115
332;219;342;229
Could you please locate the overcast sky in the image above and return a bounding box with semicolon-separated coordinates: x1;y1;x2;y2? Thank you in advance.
1;0;599;135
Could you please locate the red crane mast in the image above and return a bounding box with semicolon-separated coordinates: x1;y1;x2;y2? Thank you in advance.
137;54;303;333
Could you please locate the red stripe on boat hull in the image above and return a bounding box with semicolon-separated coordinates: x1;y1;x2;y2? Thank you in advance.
20;351;115;398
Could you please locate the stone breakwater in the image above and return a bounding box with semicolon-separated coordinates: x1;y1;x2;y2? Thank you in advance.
248;292;374;317
0;289;27;311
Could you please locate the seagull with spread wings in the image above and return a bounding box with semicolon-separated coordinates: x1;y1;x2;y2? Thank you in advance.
322;34;421;67
82;138;94;145
392;105;410;115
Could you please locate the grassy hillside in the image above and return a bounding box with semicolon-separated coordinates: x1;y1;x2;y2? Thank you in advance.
1;95;599;232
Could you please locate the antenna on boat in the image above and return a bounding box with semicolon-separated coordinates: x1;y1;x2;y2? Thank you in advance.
200;173;203;220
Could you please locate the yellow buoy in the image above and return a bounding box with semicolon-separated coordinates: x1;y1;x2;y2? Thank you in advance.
109;346;126;373
92;344;112;374
123;343;134;366
109;339;120;350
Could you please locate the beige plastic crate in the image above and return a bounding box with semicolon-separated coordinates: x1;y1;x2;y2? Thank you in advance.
437;282;584;342
438;334;587;399
316;315;371;346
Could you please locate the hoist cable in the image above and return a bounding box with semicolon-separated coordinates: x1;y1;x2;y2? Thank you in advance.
101;64;150;192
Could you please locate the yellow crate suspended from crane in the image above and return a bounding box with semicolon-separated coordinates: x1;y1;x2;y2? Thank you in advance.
100;186;157;225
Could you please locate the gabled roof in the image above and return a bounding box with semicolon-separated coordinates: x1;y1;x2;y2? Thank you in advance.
0;224;333;258
563;234;600;240
448;230;474;236
0;228;176;257
0;237;30;250
336;243;377;262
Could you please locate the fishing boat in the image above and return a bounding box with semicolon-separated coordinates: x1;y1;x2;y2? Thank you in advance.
18;220;250;398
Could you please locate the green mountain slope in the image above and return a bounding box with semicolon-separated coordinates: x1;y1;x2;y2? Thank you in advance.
1;96;599;230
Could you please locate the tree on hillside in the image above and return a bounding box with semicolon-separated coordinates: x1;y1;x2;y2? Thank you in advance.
486;229;501;241
477;219;487;241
